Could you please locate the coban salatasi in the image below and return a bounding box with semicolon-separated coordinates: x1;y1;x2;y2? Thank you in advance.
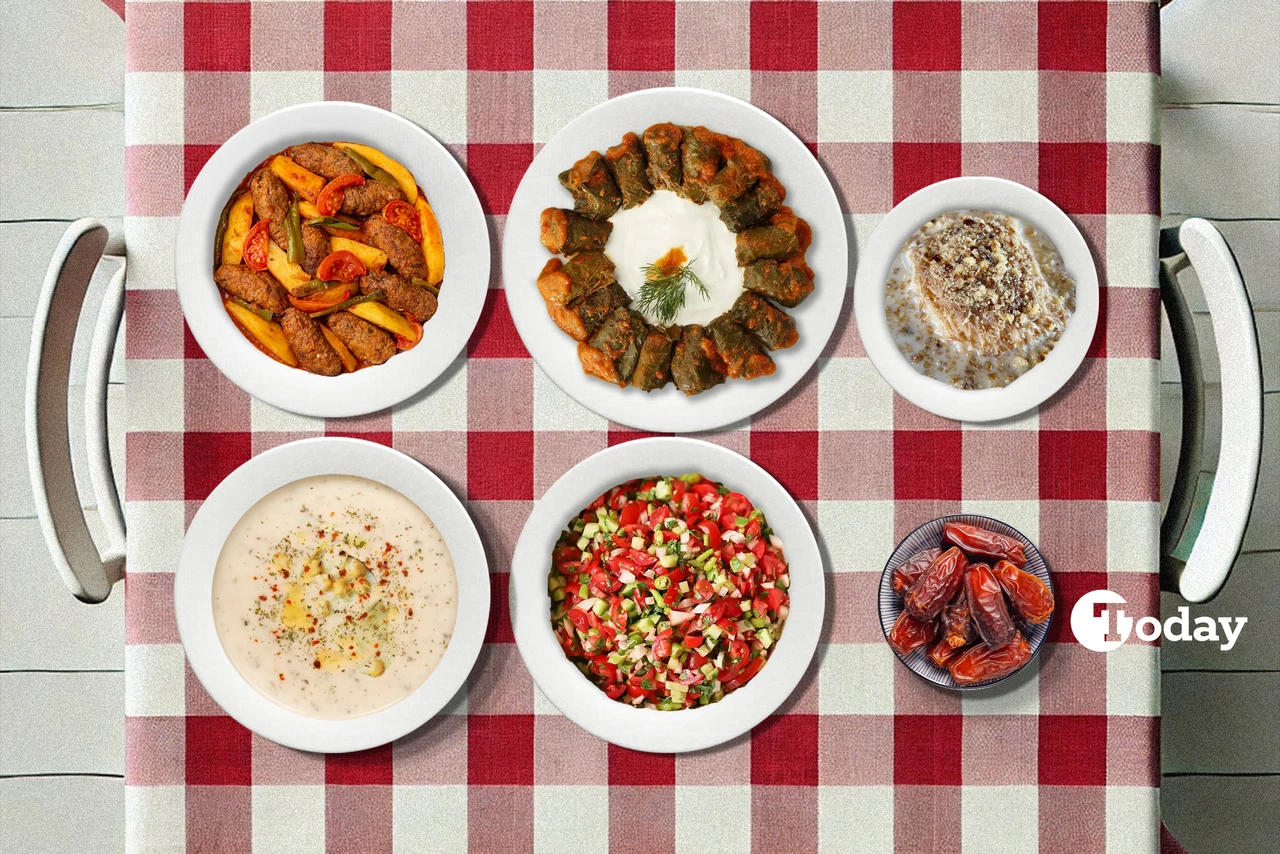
549;474;791;710
212;475;457;719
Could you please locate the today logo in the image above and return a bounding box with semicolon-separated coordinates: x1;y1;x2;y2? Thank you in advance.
1070;589;1247;653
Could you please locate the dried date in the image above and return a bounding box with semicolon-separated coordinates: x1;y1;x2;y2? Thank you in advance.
891;547;943;597
904;547;968;621
949;633;1032;684
992;559;1055;624
943;521;1027;567
964;563;1017;648
927;637;964;668
888;610;938;656
941;587;975;648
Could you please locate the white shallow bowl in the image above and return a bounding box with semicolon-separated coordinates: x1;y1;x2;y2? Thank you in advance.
176;101;490;418
174;437;489;753
854;177;1099;422
503;87;848;433
510;437;824;753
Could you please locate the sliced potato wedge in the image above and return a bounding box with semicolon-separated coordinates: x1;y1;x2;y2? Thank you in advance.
221;193;254;266
330;236;387;273
270;155;325;202
334;142;418;204
226;300;298;366
415;196;445;285
348;301;418;342
298;199;321;219
266;240;311;291
320;325;359;373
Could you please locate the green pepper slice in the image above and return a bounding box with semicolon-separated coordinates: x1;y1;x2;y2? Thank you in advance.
410;276;440;297
308;289;385;320
341;146;400;190
304;216;359;231
231;297;273;321
285;200;305;265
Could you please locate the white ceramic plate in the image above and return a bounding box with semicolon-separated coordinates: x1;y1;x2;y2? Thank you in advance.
174;437;489;753
510;437;824;753
854;177;1099;422
503;88;848;433
176;102;490;418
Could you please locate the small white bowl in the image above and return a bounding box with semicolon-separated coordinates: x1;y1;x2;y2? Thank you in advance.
174;437;489;753
176;102;490;418
853;177;1099;422
509;437;824;753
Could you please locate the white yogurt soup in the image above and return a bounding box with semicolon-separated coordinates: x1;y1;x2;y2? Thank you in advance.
212;474;457;719
605;189;744;325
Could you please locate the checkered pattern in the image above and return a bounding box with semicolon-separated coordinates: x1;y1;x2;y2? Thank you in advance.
122;2;1162;851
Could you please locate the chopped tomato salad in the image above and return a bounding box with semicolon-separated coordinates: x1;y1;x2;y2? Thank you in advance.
549;474;791;710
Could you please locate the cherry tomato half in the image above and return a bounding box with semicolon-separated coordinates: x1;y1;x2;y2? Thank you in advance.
382;200;423;242
316;173;365;217
618;501;644;528
287;284;350;313
242;220;271;272
316;249;367;283
395;314;423;351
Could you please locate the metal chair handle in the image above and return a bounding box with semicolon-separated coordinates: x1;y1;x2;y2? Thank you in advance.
1160;218;1263;603
25;219;127;603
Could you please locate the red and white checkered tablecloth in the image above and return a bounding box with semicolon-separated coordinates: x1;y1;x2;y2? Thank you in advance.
121;1;1163;851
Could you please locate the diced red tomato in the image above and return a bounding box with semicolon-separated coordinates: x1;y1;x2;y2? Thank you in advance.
693;578;716;602
618;501;644;527
695;520;722;548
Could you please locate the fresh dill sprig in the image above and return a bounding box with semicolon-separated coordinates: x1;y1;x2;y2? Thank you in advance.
634;259;710;324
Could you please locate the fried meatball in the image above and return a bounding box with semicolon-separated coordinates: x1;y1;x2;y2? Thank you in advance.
359;271;438;323
326;310;396;366
214;264;290;314
363;214;429;280
280;307;342;376
341;180;404;218
300;223;329;276
249;168;291;251
285;143;362;180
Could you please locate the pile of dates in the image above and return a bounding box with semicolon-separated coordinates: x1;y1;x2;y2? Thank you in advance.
888;521;1055;685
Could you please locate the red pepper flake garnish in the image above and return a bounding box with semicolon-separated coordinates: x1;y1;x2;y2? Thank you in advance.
384;542;393;555
407;608;414;618
364;525;372;532
258;595;268;601
278;673;285;681
312;659;321;669
280;569;290;578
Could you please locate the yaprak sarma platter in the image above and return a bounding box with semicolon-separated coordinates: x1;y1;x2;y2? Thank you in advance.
504;88;847;434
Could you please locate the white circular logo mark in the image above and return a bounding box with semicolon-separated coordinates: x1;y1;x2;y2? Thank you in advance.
1070;589;1130;652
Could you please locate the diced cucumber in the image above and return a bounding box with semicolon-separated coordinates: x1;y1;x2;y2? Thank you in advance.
678;473;702;485
635;617;656;633
576;536;589;550
621;582;637;596
679;580;690;594
735;516;749;528
583;522;599;537
738;600;751;613
653;479;672;500
551;588;566;602
578;583;588;598
659;553;679;569
750;617;767;629
631;536;645;550
593;599;610;616
757;628;773;649
607;652;627;665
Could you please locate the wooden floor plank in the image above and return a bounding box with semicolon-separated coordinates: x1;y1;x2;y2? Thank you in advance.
0;775;123;854
1161;0;1280;105
0;109;124;221
1211;220;1280;312
1162;107;1280;220
0;0;123;108
0;519;123;671
1242;393;1280;553
0;317;34;519
1163;671;1280;774
1162;776;1280;854
1160;553;1280;671
0;672;123;776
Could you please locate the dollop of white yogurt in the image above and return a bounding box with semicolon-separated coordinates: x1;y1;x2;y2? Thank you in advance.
605;190;744;326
